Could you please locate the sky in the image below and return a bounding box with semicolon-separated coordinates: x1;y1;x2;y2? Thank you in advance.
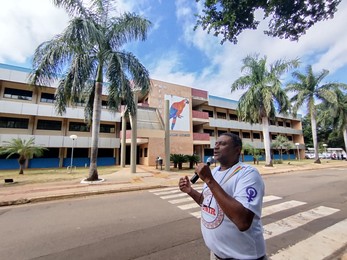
1;0;347;113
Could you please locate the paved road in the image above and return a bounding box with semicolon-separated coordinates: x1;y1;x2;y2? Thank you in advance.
0;167;346;259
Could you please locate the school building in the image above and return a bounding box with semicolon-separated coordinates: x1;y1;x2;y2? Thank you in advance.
0;63;305;169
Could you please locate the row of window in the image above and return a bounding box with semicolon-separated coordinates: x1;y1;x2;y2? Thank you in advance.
3;87;109;107
202;109;292;127
203;129;293;141
0;117;115;133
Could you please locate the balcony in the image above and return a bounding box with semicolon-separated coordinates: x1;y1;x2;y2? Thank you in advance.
193;132;210;145
192;110;209;125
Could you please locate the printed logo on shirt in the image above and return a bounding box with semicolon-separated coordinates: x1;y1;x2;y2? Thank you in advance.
246;186;257;202
201;189;224;229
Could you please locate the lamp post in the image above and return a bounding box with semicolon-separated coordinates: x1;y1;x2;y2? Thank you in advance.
323;143;328;157
295;143;300;160
69;135;78;171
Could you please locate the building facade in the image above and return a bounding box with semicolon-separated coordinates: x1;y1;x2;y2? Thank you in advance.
0;63;305;169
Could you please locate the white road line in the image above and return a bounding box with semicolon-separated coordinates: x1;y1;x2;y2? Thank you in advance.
190;211;201;218
153;190;182;195
264;206;340;239
178;203;200;210
169;197;193;204
160;193;188;199
262;200;307;217
270;218;347;260
263;195;282;203
149;187;178;193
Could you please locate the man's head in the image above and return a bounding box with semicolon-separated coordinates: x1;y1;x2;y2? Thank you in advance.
214;133;242;166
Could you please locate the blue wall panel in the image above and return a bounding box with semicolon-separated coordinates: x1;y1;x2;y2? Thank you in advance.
28;158;60;168
0;159;18;169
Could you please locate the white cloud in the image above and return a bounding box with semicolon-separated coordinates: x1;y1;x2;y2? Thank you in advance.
0;0;68;63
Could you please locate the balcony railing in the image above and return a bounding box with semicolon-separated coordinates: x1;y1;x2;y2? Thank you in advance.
192;110;209;120
191;88;208;99
193;132;210;141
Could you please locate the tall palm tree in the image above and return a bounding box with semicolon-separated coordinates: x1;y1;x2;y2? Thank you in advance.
328;88;347;157
232;54;299;166
0;138;47;174
28;0;152;181
285;65;341;163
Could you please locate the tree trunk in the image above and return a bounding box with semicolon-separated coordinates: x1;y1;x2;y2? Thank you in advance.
262;117;273;166
311;109;321;164
87;81;103;181
18;157;25;174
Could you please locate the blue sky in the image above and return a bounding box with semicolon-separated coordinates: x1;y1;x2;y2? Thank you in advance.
1;0;347;111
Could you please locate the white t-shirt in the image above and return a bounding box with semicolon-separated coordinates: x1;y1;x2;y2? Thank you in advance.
201;162;266;259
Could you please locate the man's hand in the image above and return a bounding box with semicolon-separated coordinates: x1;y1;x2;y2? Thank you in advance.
195;163;213;184
179;176;192;194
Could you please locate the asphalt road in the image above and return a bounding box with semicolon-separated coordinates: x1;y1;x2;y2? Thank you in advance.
0;167;346;260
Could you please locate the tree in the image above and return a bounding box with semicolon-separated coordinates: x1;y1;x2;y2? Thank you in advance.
328;87;347;156
186;154;200;169
195;0;342;44
232;54;299;166
243;143;261;165
28;0;152;181
285;65;342;163
271;135;293;161
0;138;47;174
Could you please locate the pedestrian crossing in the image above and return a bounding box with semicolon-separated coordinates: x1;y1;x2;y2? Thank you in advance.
149;185;347;260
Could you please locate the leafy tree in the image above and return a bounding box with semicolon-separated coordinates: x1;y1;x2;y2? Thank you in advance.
195;0;342;44
170;154;188;169
243;143;261;164
327;87;347;155
271;135;293;161
231;54;299;166
286;65;343;163
0;138;47;174
29;0;151;181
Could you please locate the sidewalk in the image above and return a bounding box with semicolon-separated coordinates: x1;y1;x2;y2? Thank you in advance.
1;160;346;207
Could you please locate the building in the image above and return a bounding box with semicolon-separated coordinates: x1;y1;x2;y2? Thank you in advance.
0;63;305;169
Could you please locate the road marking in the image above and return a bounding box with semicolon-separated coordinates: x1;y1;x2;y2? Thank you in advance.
264;206;340;239
153;190;183;195
263;195;282;203
262;200;307;217
149;187;178;193
178;203;200;210
190;211;201;218
270;218;347;260
160;193;188;199
169;197;193;204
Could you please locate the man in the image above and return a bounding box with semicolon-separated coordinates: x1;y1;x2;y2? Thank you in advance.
179;133;266;260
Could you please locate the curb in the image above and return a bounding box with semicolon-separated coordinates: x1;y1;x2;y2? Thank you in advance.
0;184;163;207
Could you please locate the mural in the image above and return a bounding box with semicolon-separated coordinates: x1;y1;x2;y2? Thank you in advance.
165;95;190;131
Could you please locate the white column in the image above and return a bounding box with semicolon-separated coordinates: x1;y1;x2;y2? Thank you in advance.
165;100;170;171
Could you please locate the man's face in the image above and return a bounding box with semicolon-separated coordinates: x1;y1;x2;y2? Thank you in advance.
213;135;240;164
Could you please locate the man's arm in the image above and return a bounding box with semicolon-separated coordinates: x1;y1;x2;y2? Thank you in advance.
179;176;203;205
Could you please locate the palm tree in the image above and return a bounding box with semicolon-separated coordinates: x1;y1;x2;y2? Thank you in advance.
327;88;347;158
285;65;342;163
28;0;152;181
232;54;299;166
271;135;293;161
0;138;47;174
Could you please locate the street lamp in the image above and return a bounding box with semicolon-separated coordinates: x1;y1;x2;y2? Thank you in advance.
295;143;300;161
69;135;78;171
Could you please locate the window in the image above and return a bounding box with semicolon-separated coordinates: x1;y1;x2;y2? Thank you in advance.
3;88;32;101
272;134;277;140
144;148;148;157
286;122;291;128
218;130;227;136
231;131;239;136
100;124;115;133
69;122;90;132
242;132;251;139
229;114;238;120
253;133;261;139
202;110;214;117
0;117;29;129
270;120;276;125
203;129;215;136
101;100;108;108
287;136;293;141
37;120;62;130
40;93;55;103
216;112;226;119
278;121;284;127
